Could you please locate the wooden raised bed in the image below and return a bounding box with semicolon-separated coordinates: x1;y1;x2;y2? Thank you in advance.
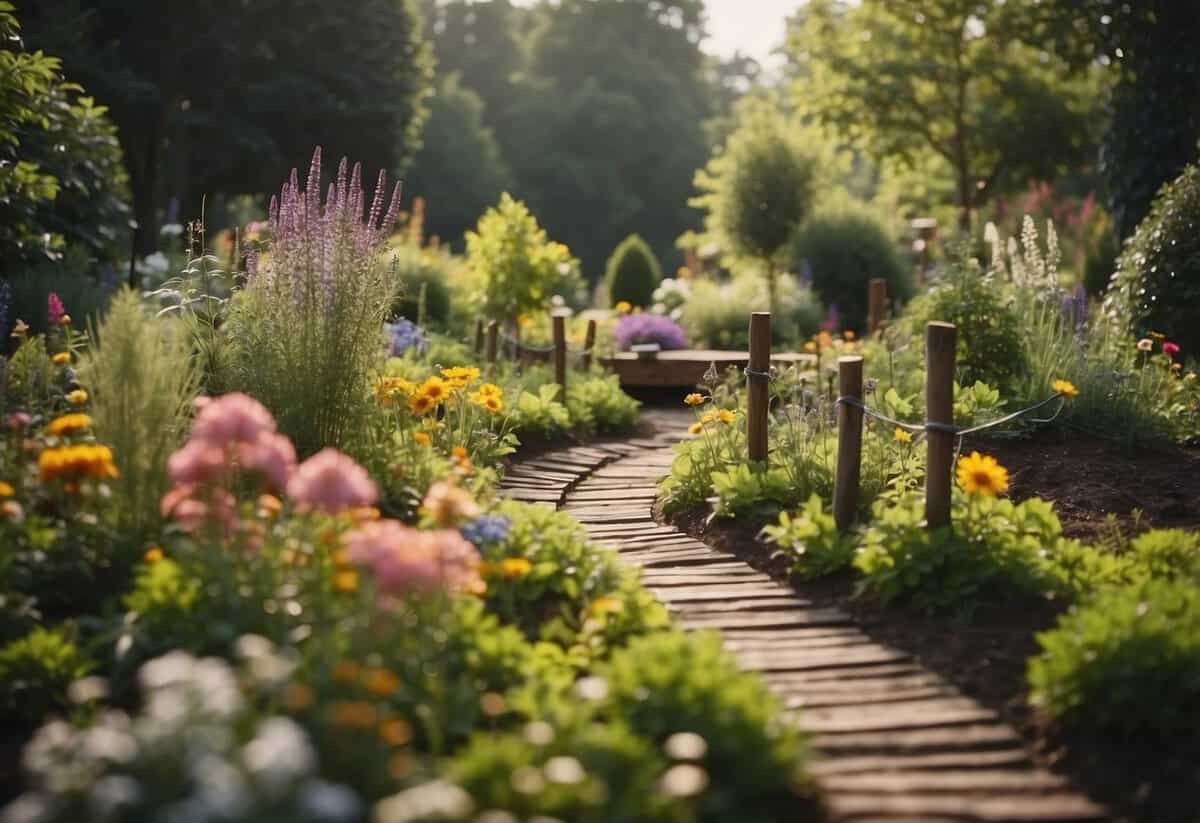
601;349;817;388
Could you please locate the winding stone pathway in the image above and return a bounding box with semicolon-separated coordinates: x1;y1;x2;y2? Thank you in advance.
498;411;1108;822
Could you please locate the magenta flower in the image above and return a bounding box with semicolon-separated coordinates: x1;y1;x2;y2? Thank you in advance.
1163;342;1181;358
286;448;377;513
342;520;483;599
46;293;65;327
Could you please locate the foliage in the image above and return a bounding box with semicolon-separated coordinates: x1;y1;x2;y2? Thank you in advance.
613;313;688;352
388;244;454;328
511;384;571;439
0;625;90;729
227;150;401;456
1104;163;1200;355
789;203;912;332
2;251;119;340
465;194;581;329
566;374;641;435
690;103;818;310
681;275;822;349
77;290;200;535
1123;529;1200;584
605;234;663;308
788;0;1096;228
761;495;857;580
1028;579;1200;738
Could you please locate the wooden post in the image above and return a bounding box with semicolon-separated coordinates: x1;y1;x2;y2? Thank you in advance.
834;355;864;531
474;318;484;355
581;319;597;371
867;278;887;336
925;322;957;529
552;313;567;393
747;312;771;463
485;321;498;365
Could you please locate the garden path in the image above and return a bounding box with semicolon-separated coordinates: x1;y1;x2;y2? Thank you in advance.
498;409;1108;822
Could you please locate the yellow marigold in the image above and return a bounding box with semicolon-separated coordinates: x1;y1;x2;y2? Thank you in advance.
1052;379;1078;399
683;393;707;406
52;352;70;366
144;547;164;563
590;596;623;617
499;557;533;580
894;428;912;444
334;570;359;593
0;481;13;499
38;444;119;483
408;392;435;416
417;376;449;404
615;301;632;314
47;413;92;436
46;412;91;439
476;382;502;399
452;446;469;460
362;668;401;697
66;389;88;405
413;432;431;446
688;422;704;436
956;451;1010;497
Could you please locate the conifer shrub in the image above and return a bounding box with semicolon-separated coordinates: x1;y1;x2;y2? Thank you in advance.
604;234;662;308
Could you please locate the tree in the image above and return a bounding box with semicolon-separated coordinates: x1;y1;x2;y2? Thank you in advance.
690;102;817;312
788;0;1095;231
404;74;513;249
604;234;662;308
20;0;431;257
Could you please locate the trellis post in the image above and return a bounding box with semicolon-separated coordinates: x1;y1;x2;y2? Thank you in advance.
581;319;597;371
867;278;887;336
474;318;484;355
834;355;865;531
925;321;957;528
747;312;771;463
485;321;498;366
552;312;567;393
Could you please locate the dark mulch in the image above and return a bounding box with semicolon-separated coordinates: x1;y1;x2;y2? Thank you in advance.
665;430;1200;823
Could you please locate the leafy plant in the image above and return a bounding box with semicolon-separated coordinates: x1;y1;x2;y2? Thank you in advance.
389;242;454;328
605;234;662;308
681;274;822;349
1028;579;1200;737
511;383;571;438
566;374;640;434
0;625;91;728
761;494;856;579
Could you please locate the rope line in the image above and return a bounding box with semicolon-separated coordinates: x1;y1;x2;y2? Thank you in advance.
835;392;1067;437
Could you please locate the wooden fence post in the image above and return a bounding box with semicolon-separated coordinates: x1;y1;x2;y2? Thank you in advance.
581;319;597;371
747;312;771;463
485;321;498;366
834;355;864;531
552;313;567;393
474;318;484;355
867;278;887;336
925;321;957;529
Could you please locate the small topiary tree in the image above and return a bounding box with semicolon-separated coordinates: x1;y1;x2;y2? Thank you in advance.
790;203;912;333
1103;163;1200;354
604;234;662;308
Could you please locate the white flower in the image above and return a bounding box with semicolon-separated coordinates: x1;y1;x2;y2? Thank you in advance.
242;717;316;795
374;781;474;823
297;780;360;822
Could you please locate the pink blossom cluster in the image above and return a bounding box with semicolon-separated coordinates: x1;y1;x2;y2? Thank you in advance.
47;292;65;327
342;520;483;601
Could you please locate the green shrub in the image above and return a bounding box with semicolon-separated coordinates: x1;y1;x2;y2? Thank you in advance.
1028;579;1200;737
605;234;662;308
682;275;822;349
1104;162;1200;354
790;204;911;333
1125;529;1200;583
567;374;640;434
390;243;453;328
510;383;571;439
3;250;119;340
78;289;200;534
601;631;812;822
0;625;91;728
3;334;57;412
761;495;856;579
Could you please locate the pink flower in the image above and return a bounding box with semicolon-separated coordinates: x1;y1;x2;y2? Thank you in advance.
160;486;238;536
343;520;482;599
47;293;65;327
286;448;377;513
237;432;296;490
191;393;277;445
167;439;229;486
1163;342;1181;358
4;412;32;431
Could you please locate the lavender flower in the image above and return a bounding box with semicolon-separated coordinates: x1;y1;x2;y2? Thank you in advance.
460;515;511;547
384;318;427;357
614;314;687;351
820;303;839;332
1060;283;1088;333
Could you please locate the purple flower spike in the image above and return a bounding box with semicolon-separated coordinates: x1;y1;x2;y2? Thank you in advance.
614;314;688;351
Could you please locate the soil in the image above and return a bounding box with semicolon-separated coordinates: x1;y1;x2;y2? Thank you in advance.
664;429;1200;823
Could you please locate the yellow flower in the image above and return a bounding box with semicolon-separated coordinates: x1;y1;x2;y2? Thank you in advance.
683;393;706;407
38;444;119;483
477;382;502;399
688;422;704;436
804;341;817;354
418;376;449;404
52;352;70;366
499;557;533;579
0;482;13;499
408;392;435;416
334;570;359;593
894;428;912;444
256;494;283;519
470;392;503;414
66;389;88;405
1052;379;1078;399
590;596;623;617
615;301;632;314
413;432;431;446
716;409;736;425
452;446;469;460
956;451;1010;497
362;668;401;697
441;366;480;388
843;330;856;341
379;718;413;746
144;547;164;563
46;413;92;437
374;377;415;404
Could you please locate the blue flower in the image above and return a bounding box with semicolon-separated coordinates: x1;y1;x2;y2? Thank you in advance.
460;515;511;547
385;317;428;357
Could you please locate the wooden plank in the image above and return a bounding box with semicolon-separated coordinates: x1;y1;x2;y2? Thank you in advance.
800;698;997;734
825;792;1105;822
821;768;1068;795
680;609;850;630
665;596;808;613
811;724;1023;755
807;749;1033;777
650;583;799;602
735;645;909;673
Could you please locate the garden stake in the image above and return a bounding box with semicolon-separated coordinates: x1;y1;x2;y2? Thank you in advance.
834;355;864;531
553;313;567;393
486;321;498;366
868;278;887;335
474;318;484;355
925;321;957;528
747;312;771;463
582;319;597;371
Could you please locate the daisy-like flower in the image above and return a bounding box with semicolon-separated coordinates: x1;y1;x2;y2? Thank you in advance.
715;409;736;425
440;366;480;388
409;392;435;416
499;557;533;580
894;428;912;444
418;376;449;404
1137;338;1154;352
66;389;88;405
843;330;856;341
956;451;1010;497
804;341;817;354
1163;342;1181;358
0;481;14;498
615;301;632;315
683;393;707;407
46;413;92;437
413;432;431;446
1052;379;1078;399
52;352;70;366
476;383;502;399
688;422;704;436
470;392;503;414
